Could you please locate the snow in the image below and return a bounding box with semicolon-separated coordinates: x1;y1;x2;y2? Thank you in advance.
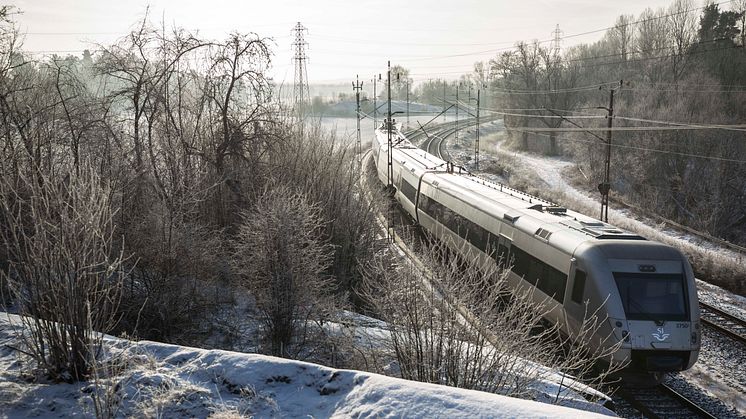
0;312;614;418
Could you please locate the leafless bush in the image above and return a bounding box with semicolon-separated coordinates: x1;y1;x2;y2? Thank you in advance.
231;184;336;358
272;119;378;306
115;212;228;344
362;236;620;401
0;166;127;382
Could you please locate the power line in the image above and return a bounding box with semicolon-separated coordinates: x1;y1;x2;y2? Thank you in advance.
615;115;746;132
483;110;606;119
556;0;736;43
567;42;741;70
403;36;740;78
512;128;746;163
506;125;746;132
621;87;746;93
307;34;517;48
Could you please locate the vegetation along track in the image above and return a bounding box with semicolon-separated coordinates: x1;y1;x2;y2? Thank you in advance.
615;383;718;419
698;302;746;344
608;196;746;257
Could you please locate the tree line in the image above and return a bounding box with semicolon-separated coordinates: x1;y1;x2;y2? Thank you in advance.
486;0;746;246
0;9;377;380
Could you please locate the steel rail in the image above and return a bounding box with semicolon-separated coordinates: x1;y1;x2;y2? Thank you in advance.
699;301;746;344
615;384;717;419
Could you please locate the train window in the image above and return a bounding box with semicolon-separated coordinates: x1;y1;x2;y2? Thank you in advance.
496;243;510;267
419;194;492;253
509;245;567;303
510;246;530;278
571;270;586;304
399;180;417;203
527;259;543;287
495;249;510;270
421;194;431;213
613;273;688;321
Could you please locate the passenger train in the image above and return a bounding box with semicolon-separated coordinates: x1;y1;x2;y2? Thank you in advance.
372;120;700;373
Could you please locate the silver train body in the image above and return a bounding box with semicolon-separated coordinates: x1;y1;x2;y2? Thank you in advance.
373;122;700;372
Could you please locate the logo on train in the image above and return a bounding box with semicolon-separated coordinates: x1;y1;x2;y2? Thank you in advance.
652;327;670;341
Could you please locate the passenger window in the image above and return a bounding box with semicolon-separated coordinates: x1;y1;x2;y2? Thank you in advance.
571;270;586;304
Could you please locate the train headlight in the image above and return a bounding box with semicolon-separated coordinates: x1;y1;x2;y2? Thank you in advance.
691;332;698;345
622;330;630;343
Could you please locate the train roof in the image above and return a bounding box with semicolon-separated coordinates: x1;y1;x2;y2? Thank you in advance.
375;125;651;256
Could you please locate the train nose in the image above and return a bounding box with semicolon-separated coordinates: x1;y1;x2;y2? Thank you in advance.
631;351;688;371
627;320;694;371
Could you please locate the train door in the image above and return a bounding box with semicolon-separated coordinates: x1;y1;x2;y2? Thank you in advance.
565;259;587;333
496;234;512;270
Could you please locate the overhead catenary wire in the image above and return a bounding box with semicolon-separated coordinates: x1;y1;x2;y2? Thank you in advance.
504;125;746;132
510;127;746;164
615;116;746;132
405;41;741;78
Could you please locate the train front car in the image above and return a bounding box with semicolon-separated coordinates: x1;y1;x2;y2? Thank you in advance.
572;239;701;373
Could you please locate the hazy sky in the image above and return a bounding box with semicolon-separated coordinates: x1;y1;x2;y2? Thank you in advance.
12;0;712;86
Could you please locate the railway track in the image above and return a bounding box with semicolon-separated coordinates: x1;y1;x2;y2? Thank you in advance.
360;148;617;413
699;301;746;344
615;384;717;419
376;124;738;419
421;117;746;340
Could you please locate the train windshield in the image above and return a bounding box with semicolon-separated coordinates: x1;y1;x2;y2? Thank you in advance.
613;272;688;321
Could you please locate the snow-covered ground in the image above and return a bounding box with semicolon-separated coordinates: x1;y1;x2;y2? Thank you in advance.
445;125;746;418
0;313;614;418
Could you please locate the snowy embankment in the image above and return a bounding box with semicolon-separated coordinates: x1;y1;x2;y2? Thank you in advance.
0;313;612;418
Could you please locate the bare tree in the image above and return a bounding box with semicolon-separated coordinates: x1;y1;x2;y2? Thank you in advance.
606;15;636;65
668;0;698;82
490;41;581;155
737;0;746;47
637;7;671;82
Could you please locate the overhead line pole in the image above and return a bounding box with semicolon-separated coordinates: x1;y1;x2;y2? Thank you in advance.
387;61;393;188
373;74;381;129
455;83;459;144
443;79;446;122
544;103;616;223
475;89;480;170
353;75;364;162
599;81;621;223
406;79;410;129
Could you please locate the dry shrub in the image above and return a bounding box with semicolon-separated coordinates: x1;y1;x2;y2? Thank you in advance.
272;120;379;306
0;166;126;382
362;236;620;401
231;184;336;358
115;213;228;344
